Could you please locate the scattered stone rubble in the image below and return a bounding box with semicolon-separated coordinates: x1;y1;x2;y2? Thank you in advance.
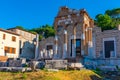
68;63;84;70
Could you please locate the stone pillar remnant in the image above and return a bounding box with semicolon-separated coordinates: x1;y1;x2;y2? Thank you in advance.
54;35;58;59
63;30;67;59
35;34;39;59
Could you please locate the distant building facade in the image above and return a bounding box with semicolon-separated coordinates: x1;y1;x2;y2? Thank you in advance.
8;28;36;59
0;29;20;59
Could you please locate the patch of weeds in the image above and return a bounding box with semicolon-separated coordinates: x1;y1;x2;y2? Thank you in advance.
42;68;48;72
21;73;27;79
92;68;102;75
44;76;60;80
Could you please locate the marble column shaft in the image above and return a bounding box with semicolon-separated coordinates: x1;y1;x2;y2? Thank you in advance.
63;30;67;59
54;35;58;59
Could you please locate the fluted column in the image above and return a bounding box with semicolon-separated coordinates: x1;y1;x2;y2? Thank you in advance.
72;26;76;58
63;30;67;59
54;35;58;59
81;24;85;56
35;34;39;59
72;35;76;57
88;28;93;58
88;28;93;47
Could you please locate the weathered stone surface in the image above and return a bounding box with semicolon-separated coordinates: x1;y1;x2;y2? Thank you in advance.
68;63;84;70
98;66;117;71
45;60;67;69
39;6;94;60
0;67;32;72
29;61;45;71
0;62;7;67
9;60;21;67
39;37;54;59
94;29;120;58
8;58;26;67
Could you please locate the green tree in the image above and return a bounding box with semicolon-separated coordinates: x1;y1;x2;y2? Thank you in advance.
95;8;120;30
105;8;120;27
95;14;113;30
29;31;37;35
105;8;120;18
15;26;25;30
29;24;55;41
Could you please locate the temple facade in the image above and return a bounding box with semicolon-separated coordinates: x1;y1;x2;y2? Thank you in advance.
39;6;120;67
39;6;94;61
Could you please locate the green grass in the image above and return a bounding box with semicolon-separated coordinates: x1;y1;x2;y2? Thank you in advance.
0;69;102;80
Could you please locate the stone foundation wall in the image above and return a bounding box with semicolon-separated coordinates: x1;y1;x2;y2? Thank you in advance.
0;62;7;67
8;58;26;67
94;28;120;58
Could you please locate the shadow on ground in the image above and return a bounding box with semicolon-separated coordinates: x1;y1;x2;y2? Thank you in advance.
90;75;102;80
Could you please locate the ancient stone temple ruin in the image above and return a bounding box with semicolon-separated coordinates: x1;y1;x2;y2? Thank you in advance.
39;6;94;60
38;6;120;69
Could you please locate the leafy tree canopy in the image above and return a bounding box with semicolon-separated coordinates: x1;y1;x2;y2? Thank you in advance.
95;8;120;30
29;24;55;40
105;8;120;18
15;26;26;30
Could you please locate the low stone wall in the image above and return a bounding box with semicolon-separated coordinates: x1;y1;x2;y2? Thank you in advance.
0;62;7;67
97;59;120;66
0;67;32;72
98;66;117;71
8;58;26;67
45;60;67;69
84;57;120;71
84;57;97;69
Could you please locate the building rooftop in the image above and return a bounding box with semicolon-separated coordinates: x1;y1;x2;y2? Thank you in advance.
7;28;37;35
0;28;20;36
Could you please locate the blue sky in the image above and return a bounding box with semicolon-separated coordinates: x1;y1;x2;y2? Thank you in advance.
0;0;120;29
